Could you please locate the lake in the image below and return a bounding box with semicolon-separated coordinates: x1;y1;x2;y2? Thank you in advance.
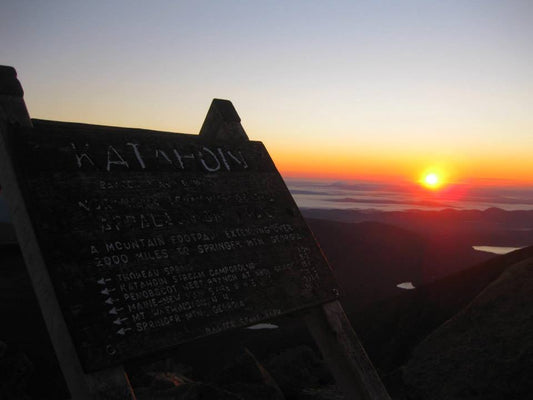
472;246;524;255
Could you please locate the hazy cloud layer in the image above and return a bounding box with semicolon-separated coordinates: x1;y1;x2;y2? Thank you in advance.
286;179;533;211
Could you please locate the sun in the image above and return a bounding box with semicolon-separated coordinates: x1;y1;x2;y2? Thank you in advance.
421;172;442;189
425;173;439;186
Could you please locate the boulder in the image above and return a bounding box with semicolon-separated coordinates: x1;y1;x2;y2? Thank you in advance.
0;340;33;400
265;346;333;399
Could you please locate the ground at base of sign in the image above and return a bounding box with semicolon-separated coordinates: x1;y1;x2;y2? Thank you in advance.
128;343;339;400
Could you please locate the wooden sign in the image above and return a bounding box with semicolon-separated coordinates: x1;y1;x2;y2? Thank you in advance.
1;66;390;399
2;119;338;371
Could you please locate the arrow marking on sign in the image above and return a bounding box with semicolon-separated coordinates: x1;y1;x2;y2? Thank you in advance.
113;317;128;325
117;328;132;335
101;287;116;296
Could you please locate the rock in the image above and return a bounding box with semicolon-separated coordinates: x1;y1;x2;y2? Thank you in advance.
0;341;33;400
265;346;333;398
149;372;193;391
299;385;344;400
213;348;285;400
135;382;242;400
403;257;533;400
127;357;193;389
133;348;284;400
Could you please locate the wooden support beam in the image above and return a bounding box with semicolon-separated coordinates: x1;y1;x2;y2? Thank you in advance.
0;66;136;400
304;301;391;399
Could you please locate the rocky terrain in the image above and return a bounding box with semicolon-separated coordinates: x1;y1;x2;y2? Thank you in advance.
352;245;533;377
402;254;533;400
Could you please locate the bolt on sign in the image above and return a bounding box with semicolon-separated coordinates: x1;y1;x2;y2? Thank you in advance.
1;118;339;371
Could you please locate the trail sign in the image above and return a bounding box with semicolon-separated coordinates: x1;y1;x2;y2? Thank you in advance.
2;119;338;371
0;65;390;400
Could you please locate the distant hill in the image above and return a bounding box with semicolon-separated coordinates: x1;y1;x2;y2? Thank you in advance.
306;218;493;313
351;245;533;378
402;252;533;400
306;219;425;313
303;208;533;248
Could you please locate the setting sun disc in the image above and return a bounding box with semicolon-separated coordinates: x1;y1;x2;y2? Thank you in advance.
425;173;439;186
420;170;445;190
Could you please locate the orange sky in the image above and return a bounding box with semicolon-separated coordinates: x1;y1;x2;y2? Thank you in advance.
267;140;533;187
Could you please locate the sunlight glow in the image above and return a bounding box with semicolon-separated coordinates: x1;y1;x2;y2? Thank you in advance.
421;172;444;190
425;173;439;186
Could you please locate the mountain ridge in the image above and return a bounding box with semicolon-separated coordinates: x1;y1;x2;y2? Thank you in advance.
351;245;533;377
403;254;533;399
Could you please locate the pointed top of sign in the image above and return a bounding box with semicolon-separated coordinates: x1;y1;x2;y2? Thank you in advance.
199;99;249;142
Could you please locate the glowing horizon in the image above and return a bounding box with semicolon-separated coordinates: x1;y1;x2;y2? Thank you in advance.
268;143;532;187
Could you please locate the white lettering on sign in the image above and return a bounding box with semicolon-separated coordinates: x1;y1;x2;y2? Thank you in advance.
198;147;221;172
70;142;249;172
126;143;146;169
70;143;95;167
106;145;129;171
155;148;172;165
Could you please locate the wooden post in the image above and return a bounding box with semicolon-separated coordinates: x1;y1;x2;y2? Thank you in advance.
199;98;391;399
304;302;391;399
0;66;136;400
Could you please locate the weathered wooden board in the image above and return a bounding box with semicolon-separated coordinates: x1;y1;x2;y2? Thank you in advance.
3;119;338;372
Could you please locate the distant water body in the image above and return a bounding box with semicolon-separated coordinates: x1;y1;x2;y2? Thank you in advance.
286;179;533;212
472;246;524;255
397;282;416;290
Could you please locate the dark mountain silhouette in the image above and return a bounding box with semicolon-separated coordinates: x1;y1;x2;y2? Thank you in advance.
306;218;493;313
303;208;533;247
307;219;425;314
402;252;533;400
350;245;533;379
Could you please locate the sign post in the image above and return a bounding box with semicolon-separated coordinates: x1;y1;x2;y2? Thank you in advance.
0;66;135;399
0;66;390;399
